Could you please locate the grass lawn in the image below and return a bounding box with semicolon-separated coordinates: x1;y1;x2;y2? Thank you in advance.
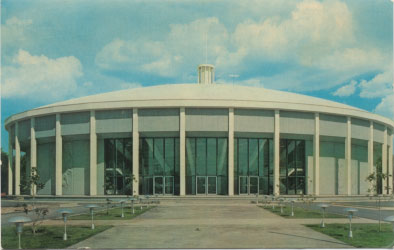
1;225;112;249
260;205;346;218
306;223;393;248
69;205;153;220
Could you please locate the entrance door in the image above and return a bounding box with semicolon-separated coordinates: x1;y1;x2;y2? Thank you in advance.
207;176;217;195
249;176;259;194
196;176;206;194
154;176;164;195
239;176;248;194
164;176;174;195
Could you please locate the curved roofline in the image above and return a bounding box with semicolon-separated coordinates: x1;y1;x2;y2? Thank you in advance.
4;83;394;129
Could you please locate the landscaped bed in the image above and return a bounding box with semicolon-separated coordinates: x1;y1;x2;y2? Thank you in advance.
69;205;153;220
260;205;347;218
1;225;112;249
306;223;393;248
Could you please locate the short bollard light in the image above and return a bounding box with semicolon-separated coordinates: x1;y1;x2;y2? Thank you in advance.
139;197;143;210
384;215;394;246
279;198;284;214
344;208;358;238
255;193;259;204
145;195;150;208
57;208;72;240
9;216;31;249
85;204;99;230
119;200;126;218
291;200;295;217
129;197;136;214
271;196;276;210
318;204;330;228
264;195;268;207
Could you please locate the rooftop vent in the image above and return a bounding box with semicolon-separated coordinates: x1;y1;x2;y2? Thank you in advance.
197;64;215;84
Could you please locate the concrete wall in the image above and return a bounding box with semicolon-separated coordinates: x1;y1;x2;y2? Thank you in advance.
62;139;90;195
351;143;369;195
37;142;56;195
139;109;179;132
234;109;274;133
61;112;90;136
96;110;132;134
18;119;30;142
186;108;228;131
351;118;369;141
319;140;346;195
280;111;314;135
35;115;56;138
373;123;385;143
320;114;346;137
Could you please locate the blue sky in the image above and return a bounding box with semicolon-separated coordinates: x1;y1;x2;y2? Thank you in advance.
1;0;393;151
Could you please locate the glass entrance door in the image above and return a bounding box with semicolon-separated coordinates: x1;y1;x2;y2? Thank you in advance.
164;176;174;195
239;176;248;194
154;176;164;195
207;176;217;195
196;176;206;194
249;176;259;194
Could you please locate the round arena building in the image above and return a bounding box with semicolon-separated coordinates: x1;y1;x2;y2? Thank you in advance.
4;65;394;197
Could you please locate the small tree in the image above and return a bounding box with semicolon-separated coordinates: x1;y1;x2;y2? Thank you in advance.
20;166;47;236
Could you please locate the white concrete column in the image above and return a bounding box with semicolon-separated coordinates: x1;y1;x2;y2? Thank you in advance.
90;111;97;196
179;108;186;196
15;122;20;195
313;113;320;196
228;108;234;196
8;128;13;195
382;126;388;194
55;114;62;196
368;121;374;194
273;110;280;196
345;117;351;195
388;131;393;195
30;118;37;195
132;108;139;196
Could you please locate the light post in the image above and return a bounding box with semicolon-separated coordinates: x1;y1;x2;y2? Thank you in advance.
85;204;99;229
119;200;126;218
145;195;150;208
255;193;259;205
264;195;268;207
130;197;136;214
344;208;358;238
271;196;276;210
318;204;330;228
9;216;31;249
57;209;72;240
291;200;295;217
279;198;284;214
139;197;143;210
384;215;394;247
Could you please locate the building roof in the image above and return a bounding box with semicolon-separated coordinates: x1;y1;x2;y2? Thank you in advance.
5;83;394;128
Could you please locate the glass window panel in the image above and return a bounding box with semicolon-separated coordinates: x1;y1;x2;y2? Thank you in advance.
287;140;296;177
234;139;238;178
259;176;268;194
186;138;196;176
196;138;207;176
175;138;180;176
279;177;287;195
296;177;305;195
217;176;228;195
249;139;258;176
207;138;217;176
238;139;248;176
296;140;305;177
279;140;287;177
258;139;265;176
164;138;175;176
287;177;296;195
269;140;274;175
154;139;164;175
269;175;273;194
186;176;195;195
217;138;228;176
116;139;124;194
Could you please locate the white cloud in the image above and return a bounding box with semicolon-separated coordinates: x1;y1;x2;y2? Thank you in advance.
374;93;394;120
2;50;83;101
332;80;357;97
359;69;393;98
2;17;33;47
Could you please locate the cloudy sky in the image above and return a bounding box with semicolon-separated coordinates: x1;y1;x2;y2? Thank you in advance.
1;0;393;150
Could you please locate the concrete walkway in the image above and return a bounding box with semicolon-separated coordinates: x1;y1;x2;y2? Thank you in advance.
67;200;359;249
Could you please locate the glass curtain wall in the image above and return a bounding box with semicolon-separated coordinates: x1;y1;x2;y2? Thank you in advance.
279;139;306;195
373;144;383;195
234;138;273;195
139;138;180;195
104;138;132;195
186;138;228;195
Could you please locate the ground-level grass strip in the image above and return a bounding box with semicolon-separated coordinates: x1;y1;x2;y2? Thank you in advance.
260;205;346;218
69;205;154;220
306;223;393;248
1;225;112;249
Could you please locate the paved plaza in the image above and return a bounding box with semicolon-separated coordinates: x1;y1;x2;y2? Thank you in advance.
65;199;377;249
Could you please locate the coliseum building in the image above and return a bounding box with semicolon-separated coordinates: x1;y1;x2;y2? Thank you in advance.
5;65;394;197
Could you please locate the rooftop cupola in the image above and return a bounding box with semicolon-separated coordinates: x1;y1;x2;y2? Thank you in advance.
197;64;215;84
